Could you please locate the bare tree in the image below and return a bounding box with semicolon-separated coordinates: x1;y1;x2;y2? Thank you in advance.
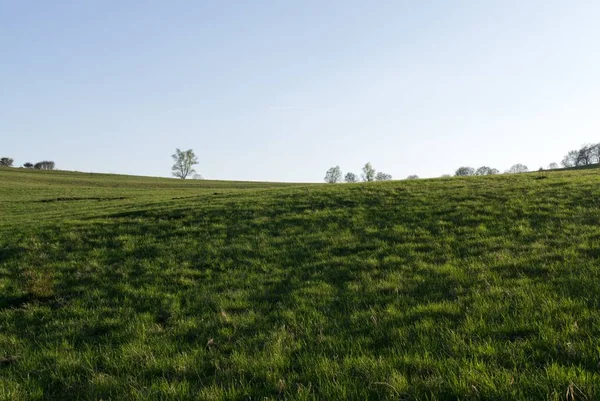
576;144;599;166
548;162;559;169
0;157;14;167
344;172;358;183
361;162;376;182
406;175;419;180
171;148;198;179
561;150;579;167
561;144;600;168
192;173;204;180
455;166;475;176
475;166;499;176
375;172;392;181
324;166;343;183
506;164;528;174
590;143;600;163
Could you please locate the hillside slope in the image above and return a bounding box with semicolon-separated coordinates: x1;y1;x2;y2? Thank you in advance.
1;168;600;400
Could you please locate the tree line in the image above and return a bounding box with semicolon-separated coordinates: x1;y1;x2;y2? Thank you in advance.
329;143;600;182
453;143;600;177
325;163;392;183
5;141;597;181
325;162;532;183
454;164;528;177
560;143;600;167
0;157;55;170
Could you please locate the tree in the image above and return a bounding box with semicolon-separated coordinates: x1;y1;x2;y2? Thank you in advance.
324;166;342;184
375;172;392;181
455;166;475;176
192;173;204;180
548;162;559;169
171;148;198;179
475;166;499;176
506;164;528;174
34;161;55;170
361;162;376;182
590;143;600;163
561;144;600;168
0;157;14;167
576;143;599;166
407;175;419;180
23;162;34;168
344;172;358;183
561;150;579;167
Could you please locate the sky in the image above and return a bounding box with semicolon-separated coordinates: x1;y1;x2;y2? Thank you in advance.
1;1;599;182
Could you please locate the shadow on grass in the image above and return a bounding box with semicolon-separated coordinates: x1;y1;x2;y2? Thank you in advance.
4;184;600;400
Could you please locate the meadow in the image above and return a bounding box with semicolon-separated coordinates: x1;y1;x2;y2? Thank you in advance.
1;167;600;400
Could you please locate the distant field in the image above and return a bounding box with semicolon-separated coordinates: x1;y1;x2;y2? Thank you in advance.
1;167;600;400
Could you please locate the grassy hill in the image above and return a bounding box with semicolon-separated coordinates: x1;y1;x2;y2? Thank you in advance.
1;167;600;400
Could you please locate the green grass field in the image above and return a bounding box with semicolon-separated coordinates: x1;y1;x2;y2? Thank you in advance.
2;167;600;400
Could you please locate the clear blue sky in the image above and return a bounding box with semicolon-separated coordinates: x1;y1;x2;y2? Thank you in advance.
1;1;599;182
